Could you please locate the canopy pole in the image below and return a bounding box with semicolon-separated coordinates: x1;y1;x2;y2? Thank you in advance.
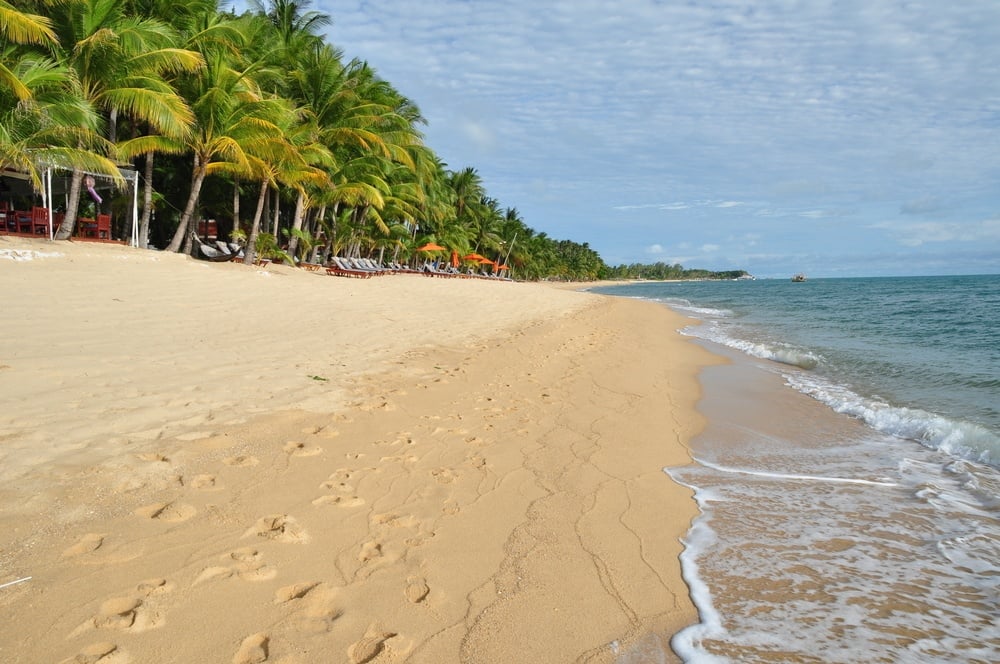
131;170;139;247
45;167;53;240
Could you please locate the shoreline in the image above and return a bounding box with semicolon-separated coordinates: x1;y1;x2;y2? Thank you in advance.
0;238;719;663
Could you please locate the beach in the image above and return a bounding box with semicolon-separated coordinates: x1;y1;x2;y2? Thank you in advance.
0;237;717;664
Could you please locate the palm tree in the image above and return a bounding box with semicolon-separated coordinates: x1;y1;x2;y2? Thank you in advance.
164;39;293;254
49;0;201;239
0;1;57;101
0;50;122;190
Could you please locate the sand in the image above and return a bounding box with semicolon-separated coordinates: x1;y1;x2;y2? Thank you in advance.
0;237;718;663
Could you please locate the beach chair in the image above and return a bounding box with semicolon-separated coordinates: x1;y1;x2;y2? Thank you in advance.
325;256;372;278
215;240;244;261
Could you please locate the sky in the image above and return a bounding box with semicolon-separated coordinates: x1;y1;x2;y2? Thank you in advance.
314;0;1000;277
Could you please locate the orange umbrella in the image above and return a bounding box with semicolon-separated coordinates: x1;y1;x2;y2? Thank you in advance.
417;242;446;251
463;253;487;261
496;264;509;270
478;258;495;266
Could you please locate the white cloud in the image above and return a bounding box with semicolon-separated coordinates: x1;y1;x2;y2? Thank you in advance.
871;217;1000;247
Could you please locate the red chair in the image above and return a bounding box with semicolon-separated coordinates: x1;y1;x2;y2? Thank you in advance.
31;206;50;235
15;210;32;233
95;213;111;239
0;202;12;233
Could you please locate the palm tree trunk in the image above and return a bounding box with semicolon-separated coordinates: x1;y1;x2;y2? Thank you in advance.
244;179;269;265
271;193;280;241
54;170;85;240
232;178;241;239
166;161;207;253
138;151;154;249
286;189;306;258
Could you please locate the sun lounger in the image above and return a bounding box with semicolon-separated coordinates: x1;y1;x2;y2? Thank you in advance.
325;256;373;278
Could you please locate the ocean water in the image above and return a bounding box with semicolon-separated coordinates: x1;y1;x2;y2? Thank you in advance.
593;276;1000;663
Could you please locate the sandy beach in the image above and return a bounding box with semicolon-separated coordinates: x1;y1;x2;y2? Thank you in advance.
0;237;718;664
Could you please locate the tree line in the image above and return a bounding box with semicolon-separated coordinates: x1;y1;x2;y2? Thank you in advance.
605;262;750;281
0;0;609;280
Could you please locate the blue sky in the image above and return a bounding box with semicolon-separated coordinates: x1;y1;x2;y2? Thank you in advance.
316;1;1000;277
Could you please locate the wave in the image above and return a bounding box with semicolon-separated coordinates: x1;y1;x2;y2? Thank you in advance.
681;323;822;370
784;373;1000;467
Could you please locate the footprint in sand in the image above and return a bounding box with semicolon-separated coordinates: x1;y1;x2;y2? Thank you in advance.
404;532;436;547
223;454;259;467
275;582;341;634
194;548;277;585
311;494;365;508
320;478;355;493
273;582;321;604
405;576;430;604
372;513;418;529
87;596;157;632
245;515;308;543
136;578;174;597
283;440;323;457
59;641;124;664
348;625;397;664
134;501;196;523
357;541;383;564
431;467;458;484
62;533;105;558
233;633;269;664
190;474;218;490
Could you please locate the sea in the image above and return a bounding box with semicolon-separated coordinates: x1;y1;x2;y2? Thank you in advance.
592;275;999;664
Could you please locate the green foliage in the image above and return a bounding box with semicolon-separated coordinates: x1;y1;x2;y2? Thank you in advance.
605;262;750;281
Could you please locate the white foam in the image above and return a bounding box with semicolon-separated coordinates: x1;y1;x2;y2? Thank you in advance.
664;467;729;664
693;457;899;486
785;373;999;466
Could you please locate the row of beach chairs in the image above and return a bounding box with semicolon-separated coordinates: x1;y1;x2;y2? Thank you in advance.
323;257;511;281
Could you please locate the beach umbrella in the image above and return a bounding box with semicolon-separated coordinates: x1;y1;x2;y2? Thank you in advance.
463;252;487;261
417;242;446;251
496;264;509;270
451;250;459;267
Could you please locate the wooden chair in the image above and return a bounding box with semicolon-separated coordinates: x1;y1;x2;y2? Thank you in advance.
0;202;11;233
96;213;111;239
31;206;50;235
15;210;33;234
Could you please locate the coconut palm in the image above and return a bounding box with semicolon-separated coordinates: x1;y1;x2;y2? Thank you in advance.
164;38;293;254
0;1;57;100
0;50;121;190
48;0;201;239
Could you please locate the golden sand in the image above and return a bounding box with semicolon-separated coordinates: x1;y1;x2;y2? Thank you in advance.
0;237;718;663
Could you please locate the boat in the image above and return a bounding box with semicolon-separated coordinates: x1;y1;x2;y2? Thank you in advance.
791;273;807;282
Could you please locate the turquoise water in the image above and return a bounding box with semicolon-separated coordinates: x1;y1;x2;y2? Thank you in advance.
594;276;1000;663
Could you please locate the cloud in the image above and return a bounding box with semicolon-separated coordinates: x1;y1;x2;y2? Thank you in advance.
900;197;947;216
647;244;664;254
871;217;1000;247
